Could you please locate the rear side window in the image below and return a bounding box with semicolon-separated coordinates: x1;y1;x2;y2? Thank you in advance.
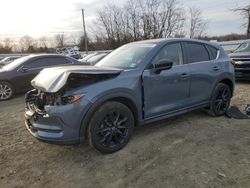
48;57;71;66
186;43;210;63
25;58;48;69
206;45;218;60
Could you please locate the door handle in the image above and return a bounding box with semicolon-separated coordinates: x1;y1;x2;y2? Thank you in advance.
180;73;189;79
213;66;220;71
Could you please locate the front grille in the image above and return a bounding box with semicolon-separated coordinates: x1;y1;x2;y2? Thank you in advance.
232;58;250;68
25;89;46;115
232;58;250;62
234;63;250;68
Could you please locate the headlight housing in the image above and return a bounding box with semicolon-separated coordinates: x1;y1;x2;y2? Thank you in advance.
61;94;85;104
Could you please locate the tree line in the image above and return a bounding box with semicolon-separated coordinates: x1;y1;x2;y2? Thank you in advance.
93;0;206;48
0;1;249;54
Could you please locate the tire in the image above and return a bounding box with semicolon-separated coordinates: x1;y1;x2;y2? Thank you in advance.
0;81;14;101
88;101;134;154
208;83;231;116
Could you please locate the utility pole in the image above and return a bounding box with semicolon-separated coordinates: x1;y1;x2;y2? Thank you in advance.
82;9;88;53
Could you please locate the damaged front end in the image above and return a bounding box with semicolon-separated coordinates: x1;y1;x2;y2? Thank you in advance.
24;65;122;143
25;89;85;116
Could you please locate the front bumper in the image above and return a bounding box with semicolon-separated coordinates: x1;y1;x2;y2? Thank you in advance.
24;98;92;144
235;68;250;80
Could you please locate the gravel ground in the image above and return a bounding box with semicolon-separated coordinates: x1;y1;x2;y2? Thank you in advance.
0;82;250;188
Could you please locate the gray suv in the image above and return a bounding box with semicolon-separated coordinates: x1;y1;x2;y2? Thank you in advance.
25;39;235;153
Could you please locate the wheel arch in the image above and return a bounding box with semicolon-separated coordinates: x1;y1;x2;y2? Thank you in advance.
79;92;141;142
209;76;234;103
218;78;234;96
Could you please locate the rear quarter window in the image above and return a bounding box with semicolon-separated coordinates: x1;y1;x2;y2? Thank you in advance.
48;57;72;66
206;45;219;60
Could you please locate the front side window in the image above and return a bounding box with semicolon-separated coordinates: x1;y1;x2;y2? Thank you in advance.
186;43;210;63
151;43;183;67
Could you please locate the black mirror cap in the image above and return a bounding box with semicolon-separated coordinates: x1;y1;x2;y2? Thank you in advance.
153;59;173;74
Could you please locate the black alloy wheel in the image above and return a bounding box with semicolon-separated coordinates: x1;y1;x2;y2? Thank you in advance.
209;83;231;116
88;101;134;153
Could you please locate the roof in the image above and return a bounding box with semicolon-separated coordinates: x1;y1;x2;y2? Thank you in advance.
131;38;222;49
25;54;68;58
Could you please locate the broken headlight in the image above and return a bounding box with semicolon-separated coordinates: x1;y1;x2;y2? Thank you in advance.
61;94;85;104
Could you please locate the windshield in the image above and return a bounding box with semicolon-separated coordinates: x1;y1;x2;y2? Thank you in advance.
96;43;155;69
0;57;10;62
234;42;250;53
1;56;30;71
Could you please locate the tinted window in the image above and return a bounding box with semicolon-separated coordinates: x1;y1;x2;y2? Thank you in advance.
25;58;48;69
48;57;71;66
186;43;210;63
152;43;183;66
206;45;218;60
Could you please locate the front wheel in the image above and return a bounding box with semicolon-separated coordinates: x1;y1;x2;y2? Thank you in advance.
88;101;134;153
0;81;14;101
208;83;231;116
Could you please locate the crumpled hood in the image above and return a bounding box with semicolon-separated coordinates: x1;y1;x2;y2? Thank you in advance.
31;65;122;92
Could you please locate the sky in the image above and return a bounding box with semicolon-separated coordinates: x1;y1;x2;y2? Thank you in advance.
0;0;249;41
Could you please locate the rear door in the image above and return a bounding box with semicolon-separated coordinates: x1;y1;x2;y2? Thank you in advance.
142;42;190;119
183;42;221;105
47;57;73;67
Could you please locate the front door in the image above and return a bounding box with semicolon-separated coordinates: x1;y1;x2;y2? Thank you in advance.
142;42;190;119
13;58;49;91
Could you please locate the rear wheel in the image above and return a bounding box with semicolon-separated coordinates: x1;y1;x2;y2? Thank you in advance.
0;81;14;101
88;101;134;153
208;83;231;116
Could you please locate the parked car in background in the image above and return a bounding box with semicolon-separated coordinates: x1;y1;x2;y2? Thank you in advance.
0;56;22;66
0;54;83;100
230;41;250;80
25;38;234;153
81;53;108;65
79;53;98;62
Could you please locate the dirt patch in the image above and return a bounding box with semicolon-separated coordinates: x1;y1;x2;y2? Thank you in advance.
0;82;250;188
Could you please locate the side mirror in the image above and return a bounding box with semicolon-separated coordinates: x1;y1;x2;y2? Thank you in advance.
20;66;29;73
153;59;173;74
